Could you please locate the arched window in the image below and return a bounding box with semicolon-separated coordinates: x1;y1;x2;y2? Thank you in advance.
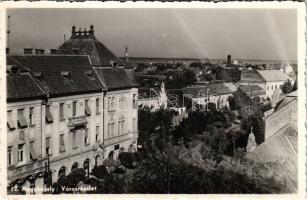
83;159;90;177
108;151;114;159
58;166;66;177
71;162;79;171
95;155;100;167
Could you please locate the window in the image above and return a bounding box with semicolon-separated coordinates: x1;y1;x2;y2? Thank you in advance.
85;100;91;116
59;134;65;152
96;126;100;142
132;118;137;132
8;147;12;166
96;98;100;113
19;130;25;140
119;96;125;110
7;110;15;130
267;86;269;90
271;85;273;90
29;107;34;126
108;97;116;111
18;109;28;128
59;103;65;120
114;144;120;150
46;137;51;155
18;144;24;163
45;105;53;123
132;94;137;109
118;120;124;135
275;85;277;89
72;101;77;117
108;123;115;138
72;131;77;149
84;129;89;145
29;141;38;161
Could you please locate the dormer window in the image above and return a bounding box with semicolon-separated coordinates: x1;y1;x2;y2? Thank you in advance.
34;72;43;81
85;70;95;81
61;71;71;80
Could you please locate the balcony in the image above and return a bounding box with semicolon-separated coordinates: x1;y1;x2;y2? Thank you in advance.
68;115;87;129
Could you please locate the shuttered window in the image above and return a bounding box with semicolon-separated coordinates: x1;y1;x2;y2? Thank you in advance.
59;134;65;152
30;141;38;161
59;103;65;120
46;137;51;155
7;110;15;130
46;105;53;123
17;109;28;128
85;100;91;116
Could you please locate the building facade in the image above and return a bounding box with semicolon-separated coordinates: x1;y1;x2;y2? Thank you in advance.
6;25;139;193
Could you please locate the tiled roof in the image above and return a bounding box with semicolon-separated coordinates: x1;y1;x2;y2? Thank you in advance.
7;55;104;97
183;83;236;97
95;67;133;90
7;73;46;102
239;69;265;83
59;31;124;67
274;96;297;113
257;70;291;82
238;85;265;96
246;125;297;180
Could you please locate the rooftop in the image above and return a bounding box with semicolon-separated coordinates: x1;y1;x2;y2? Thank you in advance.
7;73;46;102
257;70;291;82
59;25;124;67
183;82;237;97
7;55;104;98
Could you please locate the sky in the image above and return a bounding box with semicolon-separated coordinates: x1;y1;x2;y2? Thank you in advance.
7;8;297;61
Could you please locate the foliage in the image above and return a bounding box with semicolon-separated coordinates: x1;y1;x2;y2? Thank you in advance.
92;165;109;179
281;79;293;94
128;156;285;194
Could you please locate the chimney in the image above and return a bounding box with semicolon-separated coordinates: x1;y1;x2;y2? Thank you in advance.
24;48;33;54
35;49;45;54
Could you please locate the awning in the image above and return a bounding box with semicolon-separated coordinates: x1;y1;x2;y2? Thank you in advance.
46;107;53;123
85;105;91;116
30;143;38;160
7;118;15;130
17;112;28;128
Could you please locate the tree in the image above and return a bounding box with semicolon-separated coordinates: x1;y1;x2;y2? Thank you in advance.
281;79;293;94
183;69;197;86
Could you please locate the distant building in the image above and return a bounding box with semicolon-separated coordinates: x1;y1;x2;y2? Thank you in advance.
239;69;292;99
183;82;237;110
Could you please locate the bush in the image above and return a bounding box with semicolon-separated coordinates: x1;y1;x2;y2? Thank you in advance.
92;165;109;179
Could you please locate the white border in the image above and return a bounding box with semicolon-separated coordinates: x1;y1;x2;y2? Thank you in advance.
0;2;305;200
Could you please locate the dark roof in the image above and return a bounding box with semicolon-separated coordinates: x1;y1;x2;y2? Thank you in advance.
7;55;104;97
238;85;265;96
124;69;139;87
239;69;265;83
59;26;124;67
183;83;236;97
95;67;133;90
7;73;46;102
274;96;297;113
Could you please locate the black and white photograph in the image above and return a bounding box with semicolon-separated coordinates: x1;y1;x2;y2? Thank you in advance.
3;4;305;195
